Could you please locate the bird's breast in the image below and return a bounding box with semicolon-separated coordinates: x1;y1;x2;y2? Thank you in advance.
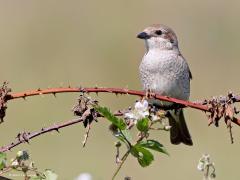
139;50;190;100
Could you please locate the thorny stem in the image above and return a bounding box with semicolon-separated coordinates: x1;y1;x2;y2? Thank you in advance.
0;108;123;153
0;86;239;152
7;87;209;111
5;87;240;126
0;117;83;152
112;150;130;180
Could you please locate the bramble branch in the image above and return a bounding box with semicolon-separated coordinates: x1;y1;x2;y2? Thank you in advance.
0;107;123;153
6;87;209;111
4;87;240;126
5;87;239;110
0;116;84;152
0;84;239;179
1;85;240;153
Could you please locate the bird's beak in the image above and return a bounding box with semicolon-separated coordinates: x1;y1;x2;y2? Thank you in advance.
137;32;150;39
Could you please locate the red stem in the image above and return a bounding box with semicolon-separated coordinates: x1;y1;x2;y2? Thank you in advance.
7;87;209;111
8;87;240;127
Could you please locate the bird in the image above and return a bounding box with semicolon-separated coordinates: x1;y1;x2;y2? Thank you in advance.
137;24;193;145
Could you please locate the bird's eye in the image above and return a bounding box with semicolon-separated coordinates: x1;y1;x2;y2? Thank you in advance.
155;30;162;35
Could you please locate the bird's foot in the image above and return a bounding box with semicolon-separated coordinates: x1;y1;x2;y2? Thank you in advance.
145;89;156;99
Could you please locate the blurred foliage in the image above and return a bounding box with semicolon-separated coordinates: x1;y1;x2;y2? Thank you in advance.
0;151;57;180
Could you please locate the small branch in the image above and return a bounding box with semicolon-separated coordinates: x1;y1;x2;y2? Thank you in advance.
112;150;130;180
0;109;122;153
0;117;84;152
82;124;91;147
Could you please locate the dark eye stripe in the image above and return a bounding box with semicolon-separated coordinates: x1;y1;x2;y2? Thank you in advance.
155;30;162;35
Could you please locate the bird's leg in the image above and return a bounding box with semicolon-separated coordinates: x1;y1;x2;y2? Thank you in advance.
145;89;156;99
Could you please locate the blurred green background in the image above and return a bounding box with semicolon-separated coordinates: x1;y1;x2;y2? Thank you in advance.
1;0;240;179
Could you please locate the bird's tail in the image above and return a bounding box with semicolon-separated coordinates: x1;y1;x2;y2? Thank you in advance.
168;109;193;146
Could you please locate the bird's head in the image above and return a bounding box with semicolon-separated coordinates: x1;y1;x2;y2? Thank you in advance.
137;24;178;51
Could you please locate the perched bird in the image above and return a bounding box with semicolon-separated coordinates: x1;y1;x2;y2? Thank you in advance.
137;24;193;145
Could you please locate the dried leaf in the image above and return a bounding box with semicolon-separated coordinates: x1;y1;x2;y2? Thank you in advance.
225;104;234;120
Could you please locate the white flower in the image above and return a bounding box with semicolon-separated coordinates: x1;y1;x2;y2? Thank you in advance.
11;160;19;168
124;100;149;123
135;100;148;112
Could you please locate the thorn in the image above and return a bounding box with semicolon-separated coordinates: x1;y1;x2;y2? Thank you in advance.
52;92;56;97
234;107;239;114
79;87;86;93
37;88;41;91
16;133;21;140
22;132;29;144
53;124;60;133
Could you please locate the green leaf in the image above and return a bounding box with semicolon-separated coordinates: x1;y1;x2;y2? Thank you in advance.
130;145;154;167
136;118;149;132
138;140;169;155
95;106;126;130
44;169;58;180
0;152;6;170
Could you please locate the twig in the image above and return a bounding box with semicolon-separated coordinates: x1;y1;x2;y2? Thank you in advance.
82;124;91;147
0;116;86;153
115;144;121;164
112;150;130;180
227;122;234;144
0;110;122;153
